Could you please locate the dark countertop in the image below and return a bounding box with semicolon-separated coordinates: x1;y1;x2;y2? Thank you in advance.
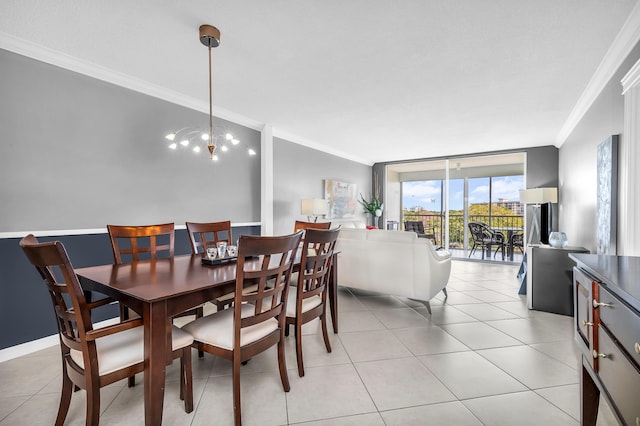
569;253;640;312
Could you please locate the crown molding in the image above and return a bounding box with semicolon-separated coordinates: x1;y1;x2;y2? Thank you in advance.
555;2;640;146
622;56;640;93
0;31;264;131
272;128;373;166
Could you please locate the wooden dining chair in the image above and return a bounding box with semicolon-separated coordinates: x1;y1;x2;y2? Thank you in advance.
19;234;194;426
285;227;340;377
186;220;240;311
293;220;331;233
107;223;204;363
185;220;233;254
182;231;303;426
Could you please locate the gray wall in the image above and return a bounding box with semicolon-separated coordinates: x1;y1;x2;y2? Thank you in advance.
559;41;640;252
273;138;372;235
0;49;261;233
0;48;262;350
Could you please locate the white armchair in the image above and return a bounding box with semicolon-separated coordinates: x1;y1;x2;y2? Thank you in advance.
335;228;451;313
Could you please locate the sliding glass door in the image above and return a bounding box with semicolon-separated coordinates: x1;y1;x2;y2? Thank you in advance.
393;153;525;263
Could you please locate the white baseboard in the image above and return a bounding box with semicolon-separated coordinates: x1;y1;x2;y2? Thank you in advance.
0;317;119;363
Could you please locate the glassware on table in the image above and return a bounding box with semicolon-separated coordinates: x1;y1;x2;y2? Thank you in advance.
206;247;217;260
216;241;228;258
226;245;238;257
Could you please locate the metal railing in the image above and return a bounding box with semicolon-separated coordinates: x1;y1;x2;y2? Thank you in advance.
401;213;524;248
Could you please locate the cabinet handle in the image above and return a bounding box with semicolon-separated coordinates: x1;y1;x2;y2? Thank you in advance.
592;350;609;359
635;342;640;355
636;417;639;426
582;320;593;327
592;299;612;309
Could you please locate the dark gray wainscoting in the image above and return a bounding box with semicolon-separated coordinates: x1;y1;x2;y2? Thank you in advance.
1;226;259;350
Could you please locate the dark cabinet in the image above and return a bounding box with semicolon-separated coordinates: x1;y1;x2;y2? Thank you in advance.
571;254;640;426
527;245;588;315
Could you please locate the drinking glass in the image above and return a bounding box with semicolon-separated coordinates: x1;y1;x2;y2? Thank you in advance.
226;245;237;257
217;241;228;258
206;247;217;260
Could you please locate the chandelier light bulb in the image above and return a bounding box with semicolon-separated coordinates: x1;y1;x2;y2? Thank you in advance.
212;154;219;161
221;145;228;152
180;139;189;147
165;133;176;141
225;133;233;140
193;146;201;153
248;148;256;156
168;142;177;150
201;133;209;141
231;138;240;145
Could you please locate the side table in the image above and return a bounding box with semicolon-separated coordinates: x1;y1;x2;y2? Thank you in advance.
526;244;589;316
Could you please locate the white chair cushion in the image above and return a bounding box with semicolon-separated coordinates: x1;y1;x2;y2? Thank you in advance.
69;325;193;376
285;287;322;317
182;303;278;350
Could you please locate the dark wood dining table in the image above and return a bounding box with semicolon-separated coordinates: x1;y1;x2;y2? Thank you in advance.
75;253;339;426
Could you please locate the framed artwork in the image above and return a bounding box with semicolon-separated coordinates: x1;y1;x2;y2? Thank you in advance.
324;180;357;219
596;135;618;255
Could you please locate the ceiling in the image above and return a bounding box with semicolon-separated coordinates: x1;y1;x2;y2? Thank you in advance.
1;1;637;165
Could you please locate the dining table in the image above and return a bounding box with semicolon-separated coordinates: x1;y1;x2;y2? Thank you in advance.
75;252;339;426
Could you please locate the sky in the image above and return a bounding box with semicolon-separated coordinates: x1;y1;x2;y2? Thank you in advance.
403;176;524;211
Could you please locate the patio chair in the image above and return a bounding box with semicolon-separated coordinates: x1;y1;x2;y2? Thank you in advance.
468;222;506;260
511;231;524;254
404;221;438;246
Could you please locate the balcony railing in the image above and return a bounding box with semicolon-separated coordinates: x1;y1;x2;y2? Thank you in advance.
401;213;524;248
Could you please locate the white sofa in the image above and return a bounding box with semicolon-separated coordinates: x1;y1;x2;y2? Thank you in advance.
335;228;451;313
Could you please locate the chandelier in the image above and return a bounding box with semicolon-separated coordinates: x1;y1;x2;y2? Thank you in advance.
165;25;256;161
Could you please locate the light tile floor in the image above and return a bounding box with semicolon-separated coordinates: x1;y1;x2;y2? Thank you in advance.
0;261;620;425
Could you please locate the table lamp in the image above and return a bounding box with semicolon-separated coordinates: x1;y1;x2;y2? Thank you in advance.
519;187;558;245
301;198;328;222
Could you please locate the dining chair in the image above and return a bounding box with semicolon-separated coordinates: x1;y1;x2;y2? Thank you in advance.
293;220;331;233
285;227;340;377
107;223;204;364
182;231;303;426
19;234;194;426
185;220;233;254
185;220;238;311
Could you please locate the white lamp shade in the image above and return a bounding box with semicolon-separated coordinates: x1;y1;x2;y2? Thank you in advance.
519;188;558;204
301;198;328;216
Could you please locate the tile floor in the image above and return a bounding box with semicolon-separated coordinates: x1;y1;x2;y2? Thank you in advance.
0;261;620;425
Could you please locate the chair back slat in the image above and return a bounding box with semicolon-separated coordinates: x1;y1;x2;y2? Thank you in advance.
234;232;303;333
19;235;94;354
107;223;175;264
185;221;233;254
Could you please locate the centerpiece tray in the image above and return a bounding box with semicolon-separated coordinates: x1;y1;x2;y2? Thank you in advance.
201;255;238;266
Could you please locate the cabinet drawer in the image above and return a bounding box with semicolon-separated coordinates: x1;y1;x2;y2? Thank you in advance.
599;285;640;368
597;326;640;426
574;267;595;366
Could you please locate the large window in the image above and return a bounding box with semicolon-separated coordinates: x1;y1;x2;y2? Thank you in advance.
394;153;525;262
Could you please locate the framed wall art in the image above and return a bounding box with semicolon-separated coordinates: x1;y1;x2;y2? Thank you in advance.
596;135;619;255
324;180;357;219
